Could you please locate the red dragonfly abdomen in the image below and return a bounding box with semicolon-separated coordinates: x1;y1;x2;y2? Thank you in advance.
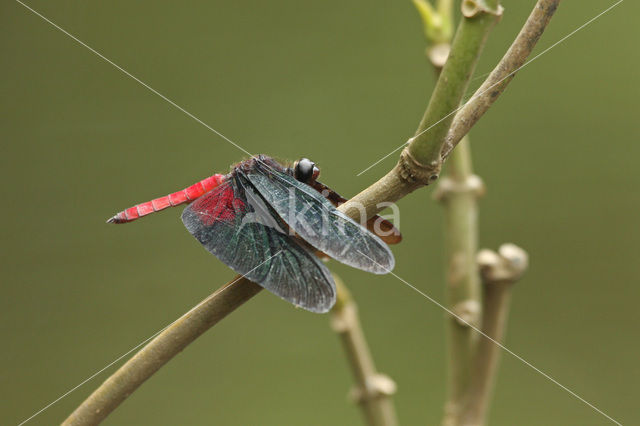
107;174;226;223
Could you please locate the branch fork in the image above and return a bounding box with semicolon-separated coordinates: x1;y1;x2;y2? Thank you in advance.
442;0;561;159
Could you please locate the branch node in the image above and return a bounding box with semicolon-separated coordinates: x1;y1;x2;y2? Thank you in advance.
477;243;529;284
450;299;481;327
349;373;398;404
433;174;485;201
461;0;504;19
399;146;441;185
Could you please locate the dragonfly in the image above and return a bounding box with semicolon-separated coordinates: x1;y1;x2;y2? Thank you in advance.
107;155;400;313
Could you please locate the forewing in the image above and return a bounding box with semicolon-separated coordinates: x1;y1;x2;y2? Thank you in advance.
245;166;394;274
181;179;336;313
310;180;402;245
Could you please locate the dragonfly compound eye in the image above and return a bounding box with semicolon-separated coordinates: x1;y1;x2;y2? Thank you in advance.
294;158;316;183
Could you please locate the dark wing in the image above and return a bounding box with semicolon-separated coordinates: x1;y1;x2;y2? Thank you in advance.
181;178;336;313
244;165;394;274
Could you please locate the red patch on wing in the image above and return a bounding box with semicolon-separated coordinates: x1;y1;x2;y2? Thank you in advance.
189;181;245;226
201;174;224;191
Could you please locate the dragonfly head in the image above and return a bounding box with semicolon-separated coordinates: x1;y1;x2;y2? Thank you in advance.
293;158;320;184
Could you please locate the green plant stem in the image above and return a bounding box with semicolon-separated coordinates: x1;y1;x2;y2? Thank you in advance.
419;4;485;424
461;245;528;426
408;0;501;168
331;275;398;426
61;276;262;426
463;281;512;426
349;7;559;421
434;137;484;426
415;7;487;421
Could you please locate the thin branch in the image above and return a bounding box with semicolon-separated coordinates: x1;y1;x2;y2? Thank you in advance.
338;0;500;220
461;244;528;426
340;0;560;223
414;6;486;425
61;276;262;426
339;164;422;220
442;0;561;159
414;3;552;425
339;0;499;219
433;137;485;426
416;7;487;424
330;275;398;426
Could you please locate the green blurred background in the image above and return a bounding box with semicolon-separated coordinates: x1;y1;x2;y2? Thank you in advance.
2;1;638;424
